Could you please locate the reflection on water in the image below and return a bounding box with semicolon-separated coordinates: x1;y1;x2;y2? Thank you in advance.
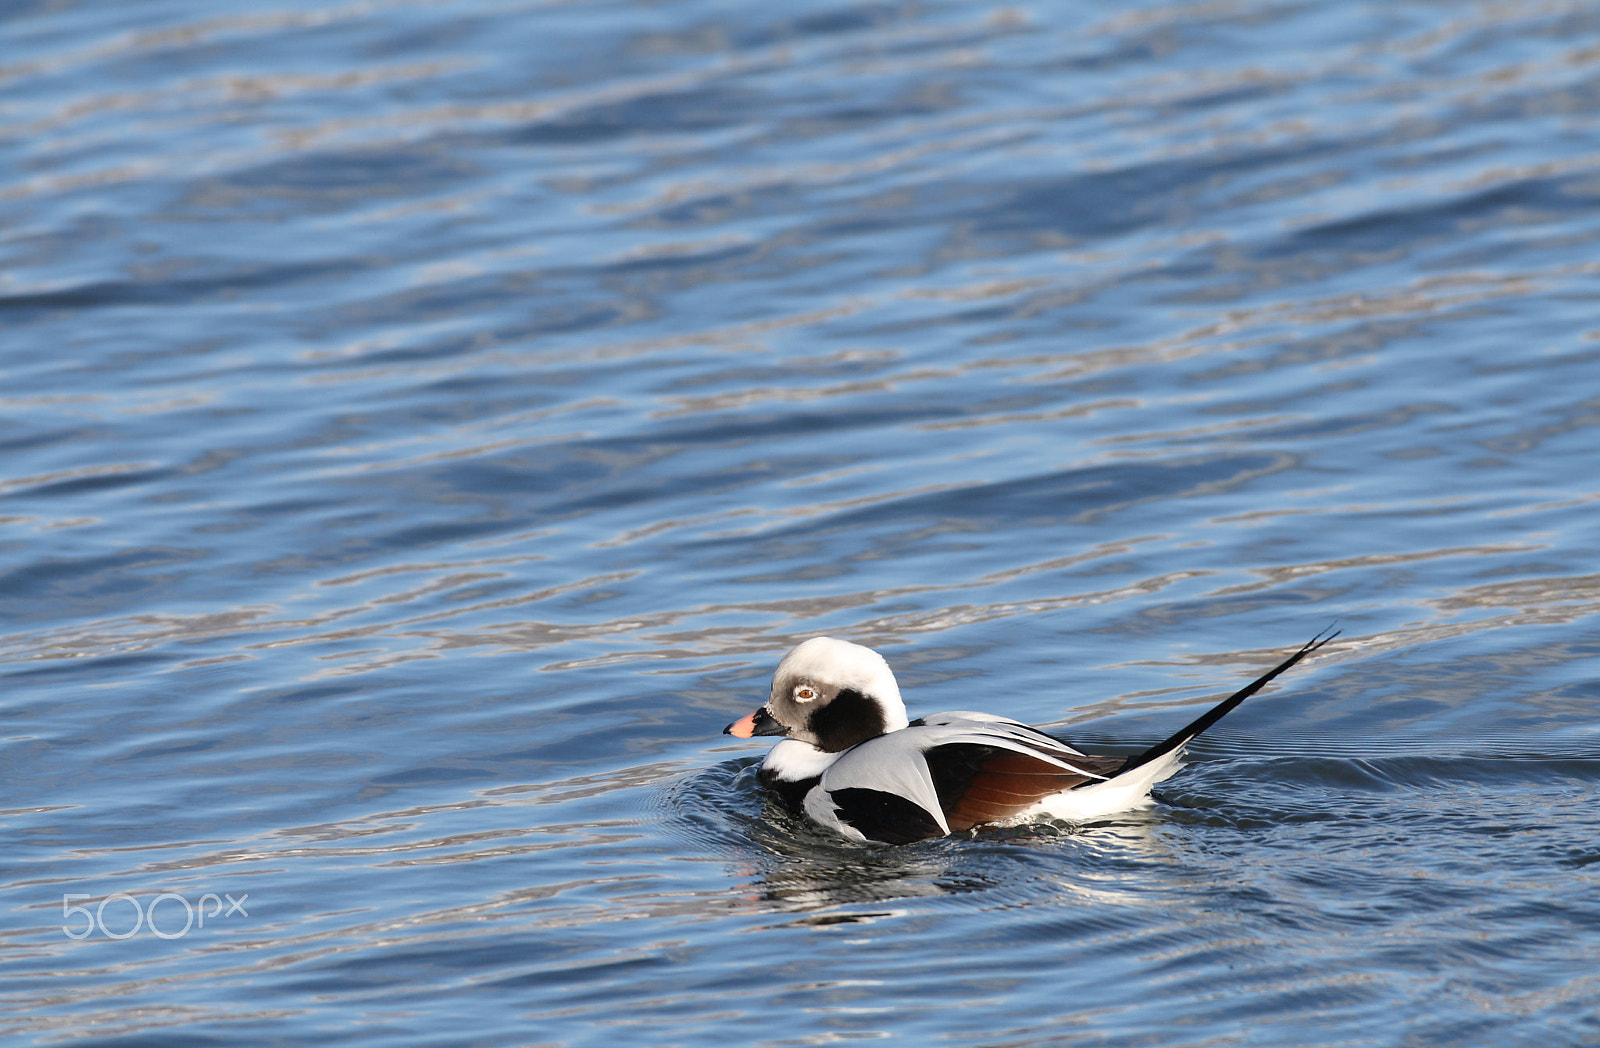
5;0;1600;1045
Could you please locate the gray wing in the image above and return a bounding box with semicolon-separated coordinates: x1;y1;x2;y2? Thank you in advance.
810;717;1123;842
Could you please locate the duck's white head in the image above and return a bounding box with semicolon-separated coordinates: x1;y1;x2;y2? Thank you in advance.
724;637;909;753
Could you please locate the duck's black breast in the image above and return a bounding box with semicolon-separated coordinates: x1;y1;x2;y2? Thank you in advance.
758;765;819;814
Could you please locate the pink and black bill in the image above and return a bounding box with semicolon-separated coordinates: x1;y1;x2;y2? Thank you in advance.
724;706;786;739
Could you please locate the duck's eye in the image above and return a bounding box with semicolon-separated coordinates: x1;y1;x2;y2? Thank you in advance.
795;686;817;702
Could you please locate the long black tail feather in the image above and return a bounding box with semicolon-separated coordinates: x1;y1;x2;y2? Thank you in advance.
1117;626;1340;775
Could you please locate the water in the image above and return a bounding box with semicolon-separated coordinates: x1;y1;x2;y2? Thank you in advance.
3;0;1599;1044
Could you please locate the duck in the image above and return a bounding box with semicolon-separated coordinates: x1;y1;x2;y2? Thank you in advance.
723;629;1337;843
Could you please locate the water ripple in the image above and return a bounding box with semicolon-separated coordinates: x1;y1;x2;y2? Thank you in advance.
5;0;1600;1045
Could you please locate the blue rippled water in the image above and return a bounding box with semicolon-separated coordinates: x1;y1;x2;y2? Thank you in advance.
3;1;1599;1045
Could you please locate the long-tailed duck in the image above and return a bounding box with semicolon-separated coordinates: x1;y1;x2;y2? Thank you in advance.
724;630;1336;843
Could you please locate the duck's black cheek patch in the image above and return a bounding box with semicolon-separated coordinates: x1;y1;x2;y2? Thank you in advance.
808;687;887;752
828;788;944;844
